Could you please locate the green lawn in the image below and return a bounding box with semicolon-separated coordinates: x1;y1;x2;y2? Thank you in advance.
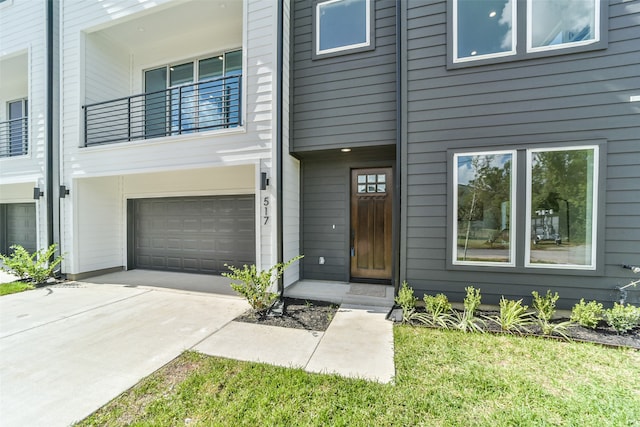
77;326;640;426
0;281;33;296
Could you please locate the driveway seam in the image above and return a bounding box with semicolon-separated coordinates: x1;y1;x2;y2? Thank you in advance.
0;288;154;340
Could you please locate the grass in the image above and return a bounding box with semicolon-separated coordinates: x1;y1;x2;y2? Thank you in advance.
76;325;640;426
0;281;33;296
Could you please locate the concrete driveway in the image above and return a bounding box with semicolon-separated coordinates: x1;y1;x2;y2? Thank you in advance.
0;281;248;427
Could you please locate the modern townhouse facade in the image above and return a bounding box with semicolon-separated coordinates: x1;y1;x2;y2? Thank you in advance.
1;0;638;309
1;0;300;286
290;0;640;307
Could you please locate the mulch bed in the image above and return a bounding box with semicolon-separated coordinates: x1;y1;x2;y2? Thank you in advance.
234;298;339;331
397;308;640;350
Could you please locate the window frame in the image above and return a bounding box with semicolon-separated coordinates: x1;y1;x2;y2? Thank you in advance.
524;145;600;271
452;150;517;267
448;0;608;68
312;0;375;59
447;141;606;275
452;0;518;64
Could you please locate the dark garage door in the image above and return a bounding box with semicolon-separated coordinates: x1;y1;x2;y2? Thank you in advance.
130;195;255;274
1;203;37;255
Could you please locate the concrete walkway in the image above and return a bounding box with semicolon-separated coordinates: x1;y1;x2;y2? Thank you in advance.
195;304;395;383
0;277;395;427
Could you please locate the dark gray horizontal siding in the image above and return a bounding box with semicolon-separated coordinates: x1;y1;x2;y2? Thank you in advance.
291;0;397;152
301;146;395;282
403;0;640;307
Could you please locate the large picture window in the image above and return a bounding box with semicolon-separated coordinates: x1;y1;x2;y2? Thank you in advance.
453;151;515;265
452;0;601;64
526;146;598;269
315;0;373;57
451;145;599;270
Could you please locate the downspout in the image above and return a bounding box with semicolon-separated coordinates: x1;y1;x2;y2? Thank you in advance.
46;0;55;252
393;0;402;296
276;0;285;299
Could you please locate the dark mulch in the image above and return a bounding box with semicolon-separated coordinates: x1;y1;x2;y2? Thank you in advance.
234;298;339;331
397;308;640;350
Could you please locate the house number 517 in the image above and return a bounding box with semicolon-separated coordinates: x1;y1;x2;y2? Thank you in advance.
263;197;269;225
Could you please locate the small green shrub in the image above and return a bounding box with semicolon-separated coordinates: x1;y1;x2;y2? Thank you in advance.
422;293;454;328
490;297;534;334
395;281;417;323
424;293;452;316
223;255;303;313
453;286;485;333
0;244;63;284
532;290;559;322
604;303;640;334
570;299;604;329
532;290;572;338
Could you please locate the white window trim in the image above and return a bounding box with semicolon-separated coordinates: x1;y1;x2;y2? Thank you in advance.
315;0;371;56
452;0;517;63
526;0;600;53
452;150;517;267
524;145;599;270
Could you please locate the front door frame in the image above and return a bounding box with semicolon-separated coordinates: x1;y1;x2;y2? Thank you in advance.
350;167;393;282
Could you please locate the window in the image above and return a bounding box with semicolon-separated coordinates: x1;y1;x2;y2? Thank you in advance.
314;0;373;57
143;50;241;137
528;0;598;52
452;0;602;64
454;0;516;62
526;146;598;269
357;173;386;193
453;151;515;266
2;99;28;157
451;145;600;270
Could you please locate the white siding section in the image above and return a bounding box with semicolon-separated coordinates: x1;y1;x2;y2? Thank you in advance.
84;33;130;105
72;176;122;273
0;0;48;251
281;0;301;286
60;0;279;275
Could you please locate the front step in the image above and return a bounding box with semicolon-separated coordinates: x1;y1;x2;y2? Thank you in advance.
284;280;395;307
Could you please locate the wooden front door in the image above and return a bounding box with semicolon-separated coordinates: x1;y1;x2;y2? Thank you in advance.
350;168;393;280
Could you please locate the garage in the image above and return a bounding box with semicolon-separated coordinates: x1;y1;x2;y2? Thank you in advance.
0;203;37;255
128;195;255;274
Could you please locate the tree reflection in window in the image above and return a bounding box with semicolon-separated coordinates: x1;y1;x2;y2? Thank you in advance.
455;152;514;264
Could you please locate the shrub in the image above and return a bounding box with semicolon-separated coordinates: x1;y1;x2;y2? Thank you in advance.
490;297;534;334
422;293;454;328
532;290;572;338
0;244;63;284
570;299;604;329
604;303;640;334
395;281;417;323
453;286;485;333
424;293;452;316
223;255;303;313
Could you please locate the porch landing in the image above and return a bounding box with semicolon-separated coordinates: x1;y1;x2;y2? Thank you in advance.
284;280;395;307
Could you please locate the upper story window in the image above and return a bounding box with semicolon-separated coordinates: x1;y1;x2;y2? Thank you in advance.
314;0;374;58
452;0;604;65
1;99;28;158
528;0;598;52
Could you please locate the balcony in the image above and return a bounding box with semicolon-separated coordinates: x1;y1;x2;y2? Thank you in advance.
0;117;28;157
83;75;242;147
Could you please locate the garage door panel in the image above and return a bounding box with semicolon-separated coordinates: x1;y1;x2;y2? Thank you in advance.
2;203;37;254
132;196;255;274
